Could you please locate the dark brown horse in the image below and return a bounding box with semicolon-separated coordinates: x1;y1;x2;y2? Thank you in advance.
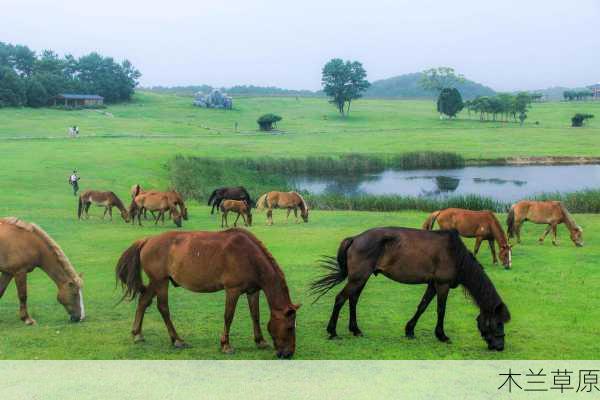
78;190;130;222
208;186;254;215
311;227;510;351
507;200;583;246
116;228;300;358
423;208;512;269
256;191;309;225
220;200;253;228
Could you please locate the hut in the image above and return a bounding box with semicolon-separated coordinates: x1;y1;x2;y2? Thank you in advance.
588;84;600;100
52;94;104;107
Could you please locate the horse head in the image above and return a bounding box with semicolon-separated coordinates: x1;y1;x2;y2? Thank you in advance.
301;207;309;223
477;302;510;351
268;303;300;359
570;226;584;247
57;274;85;322
120;208;131;223
499;244;512;269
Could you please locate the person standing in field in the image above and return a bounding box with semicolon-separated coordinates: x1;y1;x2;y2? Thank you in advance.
68;170;80;196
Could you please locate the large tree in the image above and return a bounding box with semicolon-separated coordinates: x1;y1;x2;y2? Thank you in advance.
321;58;370;116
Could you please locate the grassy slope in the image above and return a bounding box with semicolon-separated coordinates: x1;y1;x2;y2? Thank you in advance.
0;93;599;359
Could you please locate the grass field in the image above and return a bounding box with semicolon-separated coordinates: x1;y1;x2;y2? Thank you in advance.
0;93;599;359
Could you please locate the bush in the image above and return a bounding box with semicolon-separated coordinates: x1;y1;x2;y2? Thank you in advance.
257;113;282;131
571;113;594;127
437;88;464;118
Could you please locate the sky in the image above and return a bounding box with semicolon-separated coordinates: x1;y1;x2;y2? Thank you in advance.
3;0;599;91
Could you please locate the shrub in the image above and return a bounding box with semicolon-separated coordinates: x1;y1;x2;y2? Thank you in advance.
571;113;594;127
437;88;464;118
257;113;282;131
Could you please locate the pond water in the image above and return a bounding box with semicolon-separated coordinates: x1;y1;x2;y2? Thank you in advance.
291;165;600;202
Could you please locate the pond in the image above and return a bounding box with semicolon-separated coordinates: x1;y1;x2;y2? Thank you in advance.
291;164;600;202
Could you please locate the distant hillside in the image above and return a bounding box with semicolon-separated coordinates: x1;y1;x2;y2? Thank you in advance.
365;72;496;100
144;85;320;97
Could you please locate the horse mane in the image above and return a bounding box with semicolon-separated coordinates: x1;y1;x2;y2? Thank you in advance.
487;211;508;245
448;230;503;315
1;217;82;287
558;202;580;231
293;192;308;213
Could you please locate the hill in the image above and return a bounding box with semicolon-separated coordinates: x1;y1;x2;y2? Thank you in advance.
365;72;496;99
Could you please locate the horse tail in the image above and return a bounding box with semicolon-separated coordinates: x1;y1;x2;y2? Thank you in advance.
310;236;354;303
506;206;515;238
422;210;440;230
77;195;83;219
256;193;268;211
115;238;148;303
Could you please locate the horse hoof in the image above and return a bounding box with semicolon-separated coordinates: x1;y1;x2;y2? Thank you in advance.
328;334;340;340
173;340;189;349
351;330;363;337
255;340;269;349
24;318;36;326
436;333;451;343
221;345;235;354
133;334;145;343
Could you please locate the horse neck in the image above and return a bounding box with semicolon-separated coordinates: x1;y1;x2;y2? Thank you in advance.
560;206;579;233
257;261;292;312
458;253;502;314
39;245;74;288
488;215;508;246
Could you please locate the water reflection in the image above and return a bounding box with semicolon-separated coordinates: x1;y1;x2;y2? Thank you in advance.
291;164;600;202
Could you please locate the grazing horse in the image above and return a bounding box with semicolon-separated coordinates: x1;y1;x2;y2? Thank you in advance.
208;186;254;215
78;190;130;222
507;200;583;247
310;227;510;351
256;191;309;225
115;228;300;358
129;191;182;228
0;217;85;324
220;200;253;228
423;208;512;269
131;185;188;221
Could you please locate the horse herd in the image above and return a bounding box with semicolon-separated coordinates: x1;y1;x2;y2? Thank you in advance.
0;183;585;359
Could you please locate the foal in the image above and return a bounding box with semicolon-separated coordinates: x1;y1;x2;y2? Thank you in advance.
220;200;253;228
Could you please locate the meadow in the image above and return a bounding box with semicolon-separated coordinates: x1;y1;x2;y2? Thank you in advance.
0;92;599;359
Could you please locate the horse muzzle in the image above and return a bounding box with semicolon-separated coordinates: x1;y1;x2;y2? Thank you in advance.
276;351;294;359
70;315;83;323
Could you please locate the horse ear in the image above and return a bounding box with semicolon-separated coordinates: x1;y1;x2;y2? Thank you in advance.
495;303;511;323
285;304;300;317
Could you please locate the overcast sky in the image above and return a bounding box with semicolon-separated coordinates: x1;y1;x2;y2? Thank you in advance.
3;0;599;91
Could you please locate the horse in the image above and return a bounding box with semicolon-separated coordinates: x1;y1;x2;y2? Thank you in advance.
310;227;510;351
256;191;309;225
115;228;300;358
423;208;512;269
507;200;583;247
0;217;85;324
220;200;252;228
207;186;254;215
129;191;182;228
131;185;188;221
77;190;130;222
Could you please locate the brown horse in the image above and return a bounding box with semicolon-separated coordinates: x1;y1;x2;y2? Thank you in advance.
256;191;309;225
131;185;188;220
115;228;300;358
129;191;182;228
220;200;253;228
78;190;130;222
0;217;85;324
507;200;583;247
423;208;512;269
311;227;510;351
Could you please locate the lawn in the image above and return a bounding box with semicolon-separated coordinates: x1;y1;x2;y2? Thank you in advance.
0;93;599;359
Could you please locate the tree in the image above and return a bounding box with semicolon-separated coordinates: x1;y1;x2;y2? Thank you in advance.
257;113;282;131
321;58;370;116
419;67;465;93
25;77;48;107
0;67;26;107
571;113;594;127
436;88;464;118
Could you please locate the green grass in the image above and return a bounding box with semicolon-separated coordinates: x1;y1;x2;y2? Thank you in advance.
0;92;599;359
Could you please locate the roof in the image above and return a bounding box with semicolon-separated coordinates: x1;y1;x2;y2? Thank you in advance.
55;94;104;100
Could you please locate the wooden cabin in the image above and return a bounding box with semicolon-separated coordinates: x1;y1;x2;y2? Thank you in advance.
52;94;104;107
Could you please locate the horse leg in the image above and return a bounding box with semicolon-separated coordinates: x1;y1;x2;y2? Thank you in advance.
131;282;158;343
102;207;108;220
0;272;13;298
286;208;291;224
473;237;483;255
154;211;162;225
405;282;436;339
221;211;225;228
267;209;273;226
515;220;522;244
247;291;268;348
221;288;242;354
488;239;497;264
434;283;450;342
15;273;35;325
552;223;558;246
348;281;368;336
294;208;299;223
327;279;367;339
109;206;113;221
233;212;241;227
85;202;91;219
539;224;552;244
155;280;187;348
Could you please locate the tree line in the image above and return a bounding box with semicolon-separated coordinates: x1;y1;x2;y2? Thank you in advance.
464;93;534;124
0;42;141;108
563;89;594;101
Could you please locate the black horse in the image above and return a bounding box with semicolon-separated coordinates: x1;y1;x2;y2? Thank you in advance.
207;186;254;215
311;227;510;351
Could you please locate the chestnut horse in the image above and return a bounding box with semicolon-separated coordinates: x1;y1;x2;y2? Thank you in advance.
311;227;510;351
131;185;188;220
115;228;300;358
207;186;254;215
507;200;583;247
220;200;253;228
423;208;512;269
256;191;309;225
129;191;182;228
0;217;85;324
78;190;130;222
